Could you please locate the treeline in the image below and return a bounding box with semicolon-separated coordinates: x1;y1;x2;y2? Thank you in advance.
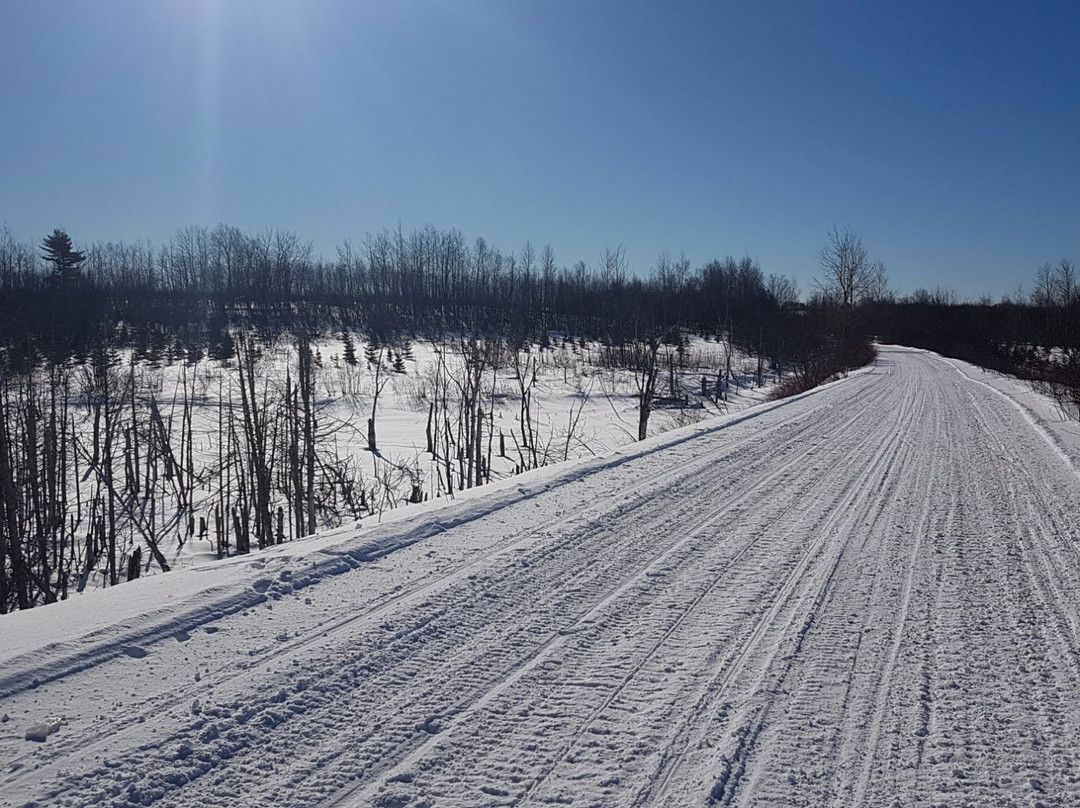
0;224;810;369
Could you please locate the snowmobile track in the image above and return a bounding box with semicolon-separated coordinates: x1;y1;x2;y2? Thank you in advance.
4;347;1080;808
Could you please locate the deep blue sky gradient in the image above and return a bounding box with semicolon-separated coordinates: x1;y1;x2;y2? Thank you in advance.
2;0;1077;299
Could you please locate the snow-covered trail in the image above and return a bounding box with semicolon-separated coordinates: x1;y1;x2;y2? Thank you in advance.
3;345;1080;808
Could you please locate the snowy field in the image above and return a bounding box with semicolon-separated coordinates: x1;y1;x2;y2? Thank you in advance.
3;345;1080;807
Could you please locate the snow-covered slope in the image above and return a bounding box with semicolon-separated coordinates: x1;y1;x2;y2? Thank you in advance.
2;345;1080;807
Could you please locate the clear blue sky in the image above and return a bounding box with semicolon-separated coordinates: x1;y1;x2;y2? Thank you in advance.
2;0;1077;300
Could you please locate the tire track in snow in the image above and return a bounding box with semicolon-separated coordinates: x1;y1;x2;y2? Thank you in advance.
843;379;945;807
656;360;924;806
322;379;896;807
630;367;923;806
724;348;1080;808
338;360;907;806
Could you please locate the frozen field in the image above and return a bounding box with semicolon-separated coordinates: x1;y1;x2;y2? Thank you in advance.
2;345;1080;807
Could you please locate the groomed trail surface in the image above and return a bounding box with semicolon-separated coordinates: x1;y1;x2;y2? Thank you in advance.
3;345;1080;808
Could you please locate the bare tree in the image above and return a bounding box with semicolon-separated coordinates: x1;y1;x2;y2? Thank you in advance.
816;227;879;337
510;340;541;470
365;337;391;454
1058;258;1079;348
633;337;663;442
1034;258;1080;348
766;274;800;309
867;261;890;303
234;336;273;551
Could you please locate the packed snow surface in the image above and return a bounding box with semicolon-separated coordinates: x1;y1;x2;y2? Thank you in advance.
3;345;1080;807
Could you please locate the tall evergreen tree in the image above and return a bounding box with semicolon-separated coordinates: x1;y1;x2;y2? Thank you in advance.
40;228;86;288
